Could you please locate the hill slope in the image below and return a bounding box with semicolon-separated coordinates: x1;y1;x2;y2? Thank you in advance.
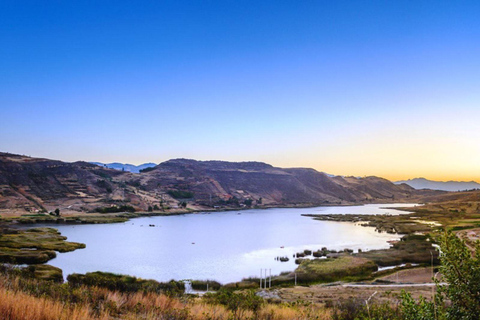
0;153;441;215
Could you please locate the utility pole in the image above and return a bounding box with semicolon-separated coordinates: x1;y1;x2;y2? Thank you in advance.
260;269;262;289
269;269;271;288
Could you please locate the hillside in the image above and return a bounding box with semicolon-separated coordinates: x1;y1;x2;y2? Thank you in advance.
0;153;441;216
394;177;480;192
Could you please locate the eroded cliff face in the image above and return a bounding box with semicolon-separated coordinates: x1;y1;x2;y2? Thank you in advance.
0;153;441;215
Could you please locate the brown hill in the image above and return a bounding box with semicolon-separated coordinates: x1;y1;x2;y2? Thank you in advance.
0;153;442;216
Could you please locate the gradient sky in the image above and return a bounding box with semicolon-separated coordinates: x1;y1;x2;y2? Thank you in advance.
1;1;479;181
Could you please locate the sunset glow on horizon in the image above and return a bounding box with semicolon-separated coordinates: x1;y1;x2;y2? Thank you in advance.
1;1;479;182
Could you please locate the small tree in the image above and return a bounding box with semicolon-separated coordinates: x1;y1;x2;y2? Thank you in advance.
54;208;60;216
400;230;480;320
437;231;480;319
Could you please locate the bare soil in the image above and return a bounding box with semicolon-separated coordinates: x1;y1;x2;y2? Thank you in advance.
277;267;437;304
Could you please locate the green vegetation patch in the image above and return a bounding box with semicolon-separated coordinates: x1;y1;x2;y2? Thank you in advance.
0;227;85;252
190;280;222;291
358;234;439;266
167;190;194;199
295;256;377;283
306;213;432;234
22;264;63;282
95;205;135;213
0;247;56;264
0;227;85;264
67;271;185;295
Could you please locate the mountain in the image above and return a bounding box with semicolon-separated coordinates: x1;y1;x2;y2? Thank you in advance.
394;178;480;192
90;162;157;173
0;152;442;215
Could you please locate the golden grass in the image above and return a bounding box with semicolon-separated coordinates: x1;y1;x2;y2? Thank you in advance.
0;273;332;320
0;287;97;320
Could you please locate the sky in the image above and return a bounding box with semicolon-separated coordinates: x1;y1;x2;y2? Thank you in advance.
1;1;479;182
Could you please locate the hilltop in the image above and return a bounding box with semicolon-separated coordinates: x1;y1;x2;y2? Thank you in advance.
0;152;441;216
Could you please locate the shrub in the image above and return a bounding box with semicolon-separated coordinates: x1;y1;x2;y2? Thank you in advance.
67;271;184;296
94;205;135;213
203;289;264;319
399;230;480;320
168;190;194;199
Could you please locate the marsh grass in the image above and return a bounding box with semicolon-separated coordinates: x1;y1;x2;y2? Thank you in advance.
0;227;85;252
358;234;439;266
295;256;377;283
0;227;85;264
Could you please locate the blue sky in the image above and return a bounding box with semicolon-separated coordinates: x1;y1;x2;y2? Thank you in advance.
1;1;479;180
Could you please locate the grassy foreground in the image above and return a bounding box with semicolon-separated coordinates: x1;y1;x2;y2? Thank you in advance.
0;265;332;320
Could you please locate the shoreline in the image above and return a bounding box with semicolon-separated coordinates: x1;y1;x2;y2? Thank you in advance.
1;202;438;288
2;200;421;228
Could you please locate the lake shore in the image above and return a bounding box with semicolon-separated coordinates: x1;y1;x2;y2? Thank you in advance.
1;204;434;286
1;200;420;227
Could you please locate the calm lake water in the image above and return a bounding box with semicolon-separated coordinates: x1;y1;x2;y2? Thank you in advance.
43;203;417;283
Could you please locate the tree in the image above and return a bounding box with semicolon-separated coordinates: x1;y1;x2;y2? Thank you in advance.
437;231;480;319
54;208;60;216
178;201;187;208
400;230;480;320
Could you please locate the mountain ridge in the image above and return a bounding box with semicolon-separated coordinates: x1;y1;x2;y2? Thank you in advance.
0;152;442;216
394;178;480;192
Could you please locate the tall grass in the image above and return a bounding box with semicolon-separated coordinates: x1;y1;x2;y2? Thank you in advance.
0;287;97;320
0;269;332;320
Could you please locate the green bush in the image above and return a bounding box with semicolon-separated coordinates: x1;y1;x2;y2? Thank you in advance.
167;190;194;199
95;205;135;213
399;230;480;320
67;271;184;296
190;280;222;291
203;289;264;319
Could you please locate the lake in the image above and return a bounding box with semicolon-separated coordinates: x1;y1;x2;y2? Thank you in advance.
43;203;417;283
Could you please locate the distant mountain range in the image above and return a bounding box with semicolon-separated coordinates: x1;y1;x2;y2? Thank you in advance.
0;152;443;215
394;178;480;192
90;162;157;173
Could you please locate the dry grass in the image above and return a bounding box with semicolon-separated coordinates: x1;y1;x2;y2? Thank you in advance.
0;272;332;320
0;287;96;320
